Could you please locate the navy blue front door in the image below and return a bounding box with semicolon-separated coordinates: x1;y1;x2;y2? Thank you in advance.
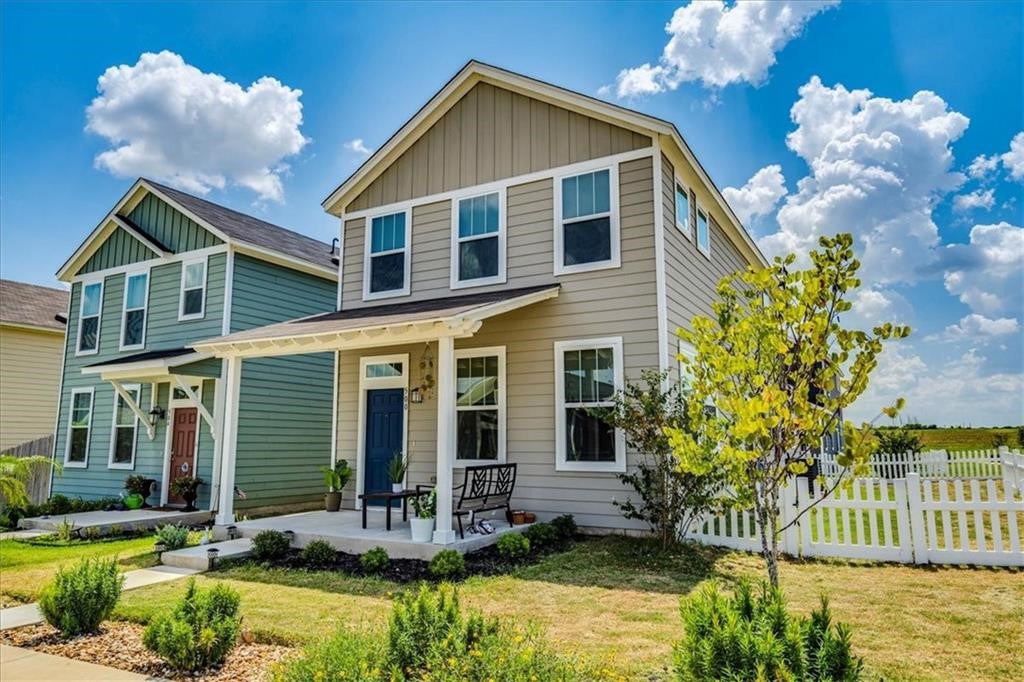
364;389;404;505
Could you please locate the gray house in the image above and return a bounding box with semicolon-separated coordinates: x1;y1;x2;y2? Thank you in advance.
50;179;337;512
194;61;765;540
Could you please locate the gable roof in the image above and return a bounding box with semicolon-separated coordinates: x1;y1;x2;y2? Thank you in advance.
58;179;337;281
321;60;765;267
0;279;69;332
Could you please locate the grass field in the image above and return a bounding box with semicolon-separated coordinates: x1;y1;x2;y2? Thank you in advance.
0;535;160;607
903;427;1021;450
111;536;1023;681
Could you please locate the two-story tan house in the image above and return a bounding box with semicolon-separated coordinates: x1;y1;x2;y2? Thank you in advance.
194;61;765;541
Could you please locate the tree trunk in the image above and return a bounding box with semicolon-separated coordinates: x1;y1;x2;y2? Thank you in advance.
756;493;780;588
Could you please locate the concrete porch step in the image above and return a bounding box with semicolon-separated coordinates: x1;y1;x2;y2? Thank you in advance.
160;538;252;570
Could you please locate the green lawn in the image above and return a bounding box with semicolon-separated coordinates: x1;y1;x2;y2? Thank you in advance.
112;536;1023;681
0;535;160;606
906;427;1021;450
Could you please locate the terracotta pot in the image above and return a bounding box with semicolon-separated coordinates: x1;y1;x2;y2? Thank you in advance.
325;491;342;512
523;512;537;524
511;511;526;525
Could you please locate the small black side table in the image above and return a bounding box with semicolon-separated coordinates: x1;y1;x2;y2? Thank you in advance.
359;489;427;531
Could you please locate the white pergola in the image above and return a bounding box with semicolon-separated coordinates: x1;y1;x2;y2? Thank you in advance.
191;285;559;544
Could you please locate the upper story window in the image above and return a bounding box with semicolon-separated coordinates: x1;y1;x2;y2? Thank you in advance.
554;337;625;472
555;166;620;275
76;281;103;356
364;210;411;299
675;181;691;239
451;191;505;288
65;387;94;467
120;271;149;350
455;347;506;465
179;257;207;320
109;385;140;469
696;206;711;258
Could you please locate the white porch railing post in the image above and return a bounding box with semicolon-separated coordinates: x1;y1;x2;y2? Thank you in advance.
433;336;457;544
215;356;242;526
905;472;927;564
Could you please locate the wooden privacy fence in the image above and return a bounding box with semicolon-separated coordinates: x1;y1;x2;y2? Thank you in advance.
687;467;1023;567
1;435;54;506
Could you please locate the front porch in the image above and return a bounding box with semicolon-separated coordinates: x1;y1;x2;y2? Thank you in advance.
18;508;212;535
231;508;528;560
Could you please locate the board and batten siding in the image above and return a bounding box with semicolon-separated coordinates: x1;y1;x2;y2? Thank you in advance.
230;254;336;511
346;81;651;212
336;157;659;529
660;153;749;376
0;326;64;452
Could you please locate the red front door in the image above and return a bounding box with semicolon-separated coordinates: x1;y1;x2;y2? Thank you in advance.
169;408;198;505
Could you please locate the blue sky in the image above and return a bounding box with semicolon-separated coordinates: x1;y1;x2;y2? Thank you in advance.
2;1;1021;425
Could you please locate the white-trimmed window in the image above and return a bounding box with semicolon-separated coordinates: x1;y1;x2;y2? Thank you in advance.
364;210;411;299
554;166;620;275
179;257;207;320
65;387;94;467
696;205;711;258
76;281;103;355
454;347;506;465
120;271;149;350
554;337;625;472
675;180;691;238
679;339;717;418
451;191;505;288
109;385;140;469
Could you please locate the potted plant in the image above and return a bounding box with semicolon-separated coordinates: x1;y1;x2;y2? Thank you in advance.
170;476;204;512
386;453;407;493
410;488;436;543
125;475;156;508
320;461;353;512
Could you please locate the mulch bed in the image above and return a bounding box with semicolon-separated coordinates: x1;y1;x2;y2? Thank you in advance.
0;622;293;681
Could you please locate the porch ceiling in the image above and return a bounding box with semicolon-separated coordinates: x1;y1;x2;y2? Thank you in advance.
191;284;560;359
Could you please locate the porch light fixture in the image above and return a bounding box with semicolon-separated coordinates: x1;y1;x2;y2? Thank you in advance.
148;405;166;427
410;387;423;403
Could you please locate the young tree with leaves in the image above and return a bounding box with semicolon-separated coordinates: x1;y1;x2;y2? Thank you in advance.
666;233;910;586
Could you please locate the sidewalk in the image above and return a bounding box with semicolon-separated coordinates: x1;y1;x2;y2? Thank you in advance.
0;645;161;681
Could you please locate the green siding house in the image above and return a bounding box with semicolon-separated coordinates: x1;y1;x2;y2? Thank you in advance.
50;179;337;514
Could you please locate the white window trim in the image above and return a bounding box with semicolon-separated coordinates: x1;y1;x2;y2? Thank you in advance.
355;354;410;507
453;346;506;467
553;164;621;276
678;338;696;386
362;208;412;301
75;279;104;357
554;337;626;473
119;269;150;351
178;256;208;321
674;177;692;240
108;383;141;470
696;203;712;260
449;189;507;290
64;387;95;468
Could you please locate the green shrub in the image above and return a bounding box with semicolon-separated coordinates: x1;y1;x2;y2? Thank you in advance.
360;546;389;573
674;580;864;681
523;522;559;548
250;530;290;561
142;578;241;671
155;524;190;551
301;540;336;567
53;518;76;542
550;514;578;540
38;558;123;636
495;532;530;560
428;549;465;578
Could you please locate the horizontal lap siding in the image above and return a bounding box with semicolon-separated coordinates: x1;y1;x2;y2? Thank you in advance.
53;254;226;502
0;327;63;451
335;158;658;530
347;82;651;212
230;255;336;510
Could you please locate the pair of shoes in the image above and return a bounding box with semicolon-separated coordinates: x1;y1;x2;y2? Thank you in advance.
474;520;495;535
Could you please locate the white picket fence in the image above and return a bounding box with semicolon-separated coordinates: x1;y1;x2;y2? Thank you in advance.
818;447;1007;480
687;450;1024;567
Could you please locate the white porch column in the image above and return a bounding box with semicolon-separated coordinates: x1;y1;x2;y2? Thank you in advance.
215;356;242;526
433;335;456;544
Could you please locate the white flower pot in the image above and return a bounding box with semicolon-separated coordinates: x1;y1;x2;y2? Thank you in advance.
410;517;434;543
392;483;404;493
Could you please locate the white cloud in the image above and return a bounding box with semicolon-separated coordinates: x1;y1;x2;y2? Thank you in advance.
86;51;308;203
937;314;1020;340
849;346;1023;427
941;221;1024;317
344;138;372;156
1001;131;1024;180
612;1;838;96
967;153;999;180
952;188;995;212
722;164;787;225
758;76;969;287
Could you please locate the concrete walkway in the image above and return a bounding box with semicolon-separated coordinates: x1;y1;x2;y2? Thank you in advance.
0;645;160;680
0;565;200;631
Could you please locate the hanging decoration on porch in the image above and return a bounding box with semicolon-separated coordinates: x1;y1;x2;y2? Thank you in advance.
416;342;436;401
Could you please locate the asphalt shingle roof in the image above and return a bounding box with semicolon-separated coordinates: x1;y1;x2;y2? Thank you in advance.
0;280;69;331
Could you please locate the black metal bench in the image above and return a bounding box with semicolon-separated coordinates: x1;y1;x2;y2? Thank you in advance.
419;462;517;539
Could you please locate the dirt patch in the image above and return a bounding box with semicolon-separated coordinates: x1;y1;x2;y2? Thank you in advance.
0;621;294;681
